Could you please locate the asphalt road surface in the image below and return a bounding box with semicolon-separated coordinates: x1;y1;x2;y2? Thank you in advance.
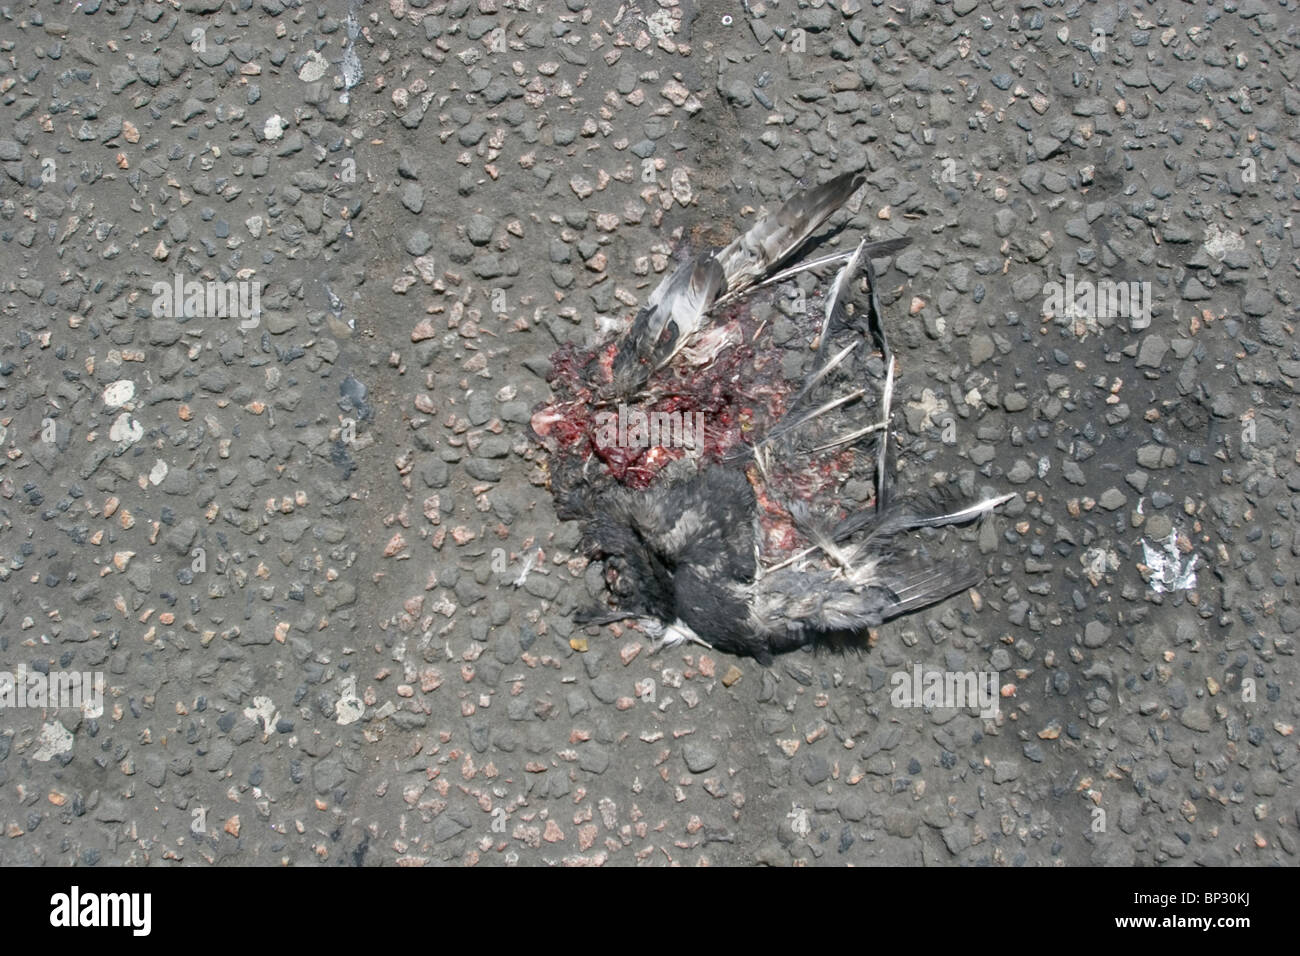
0;0;1296;866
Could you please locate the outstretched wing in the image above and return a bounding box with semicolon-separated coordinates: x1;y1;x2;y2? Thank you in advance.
745;556;983;662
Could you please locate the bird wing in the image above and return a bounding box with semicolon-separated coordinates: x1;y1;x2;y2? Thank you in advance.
714;171;865;294
608;173;874;397
745;555;982;661
610;253;725;393
831;486;1017;544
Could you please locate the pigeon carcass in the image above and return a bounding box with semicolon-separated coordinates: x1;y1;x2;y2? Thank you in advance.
530;171;1012;664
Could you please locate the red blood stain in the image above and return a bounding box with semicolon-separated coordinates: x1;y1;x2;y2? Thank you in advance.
531;297;878;560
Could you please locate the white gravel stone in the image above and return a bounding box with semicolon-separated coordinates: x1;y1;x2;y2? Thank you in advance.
103;380;135;408
33;721;74;761
109;412;143;444
335;676;365;725
297;50;329;82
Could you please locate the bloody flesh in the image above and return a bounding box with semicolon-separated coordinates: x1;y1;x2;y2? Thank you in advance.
531;293;881;563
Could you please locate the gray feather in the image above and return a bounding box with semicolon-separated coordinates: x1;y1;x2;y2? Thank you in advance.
611;254;725;391
715;171;865;295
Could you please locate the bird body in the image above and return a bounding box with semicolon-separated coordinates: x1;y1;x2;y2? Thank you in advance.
578;460;1009;665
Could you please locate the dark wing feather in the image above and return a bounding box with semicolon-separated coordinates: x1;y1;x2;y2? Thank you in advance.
874;559;981;619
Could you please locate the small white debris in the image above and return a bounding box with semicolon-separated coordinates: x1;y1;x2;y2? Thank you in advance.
1202;223;1244;261
338;11;363;100
335;675;365;725
33;721;74;761
148;460;168;485
243;695;280;734
787;805;811;838
263;115;284;141
1141;530;1198;593
102;380;135;408
512;548;549;588
245;215;265;238
109;413;143;444
297;50;330;82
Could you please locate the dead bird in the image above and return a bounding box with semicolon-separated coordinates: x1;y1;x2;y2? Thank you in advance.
531;170;1012;663
574;464;1012;665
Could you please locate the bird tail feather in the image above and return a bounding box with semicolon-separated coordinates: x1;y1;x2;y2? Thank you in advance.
833;489;1014;543
876;560;981;619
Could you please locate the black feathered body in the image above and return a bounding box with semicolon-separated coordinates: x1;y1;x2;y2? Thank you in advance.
578;464;990;664
536;171;1012;663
